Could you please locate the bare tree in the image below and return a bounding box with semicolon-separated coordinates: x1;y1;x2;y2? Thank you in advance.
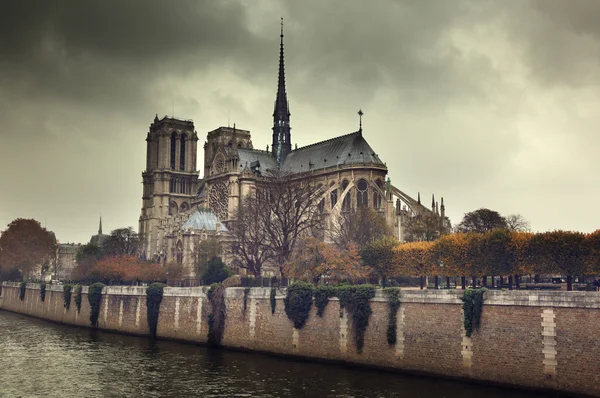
103;227;140;257
505;214;531;232
330;207;392;249
403;212;447;242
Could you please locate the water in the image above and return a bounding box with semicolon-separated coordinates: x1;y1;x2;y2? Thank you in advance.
0;311;556;398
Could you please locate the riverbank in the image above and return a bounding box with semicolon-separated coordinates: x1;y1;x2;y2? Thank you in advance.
1;282;599;397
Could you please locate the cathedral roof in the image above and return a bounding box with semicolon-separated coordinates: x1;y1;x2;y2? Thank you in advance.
281;132;385;173
182;208;228;232
237;148;279;175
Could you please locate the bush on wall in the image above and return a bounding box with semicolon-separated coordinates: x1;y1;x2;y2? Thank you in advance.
146;283;166;338
40;282;46;302
337;285;376;353
19;282;26;301
74;285;83;313
384;288;401;345
207;283;226;346
88;282;105;327
270;286;277;314
284;281;314;329
243;287;251;313
461;288;487;337
63;284;72;310
313;286;337;317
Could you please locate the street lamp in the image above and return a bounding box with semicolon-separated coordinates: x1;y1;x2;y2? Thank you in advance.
439;260;444;289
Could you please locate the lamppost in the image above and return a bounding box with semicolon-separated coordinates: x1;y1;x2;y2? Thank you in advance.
439;260;444;289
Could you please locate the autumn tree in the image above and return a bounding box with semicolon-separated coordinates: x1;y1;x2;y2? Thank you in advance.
331;207;392;249
505;214;531;232
86;255;141;284
586;230;600;274
393;241;434;289
402;212;447;242
360;235;398;286
457;208;508;233
72;242;103;282
284;237;368;284
103;227;140;257
431;233;475;289
0;218;56;279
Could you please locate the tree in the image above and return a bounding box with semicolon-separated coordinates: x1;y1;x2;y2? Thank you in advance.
164;262;185;281
393;241;434;289
457;208;507;233
86;255;141;284
331;207;392;249
202;257;233;285
103;227;140;257
0;218;56;279
586;230;600;274
403;212;447;242
505;214;531;232
360;235;398;286
193;238;222;278
283;237;368;284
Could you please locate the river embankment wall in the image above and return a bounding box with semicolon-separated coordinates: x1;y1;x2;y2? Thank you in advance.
1;282;599;397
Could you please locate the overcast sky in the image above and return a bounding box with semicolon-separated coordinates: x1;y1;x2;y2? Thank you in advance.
1;0;599;243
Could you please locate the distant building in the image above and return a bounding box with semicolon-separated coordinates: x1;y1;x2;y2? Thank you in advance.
90;217;110;248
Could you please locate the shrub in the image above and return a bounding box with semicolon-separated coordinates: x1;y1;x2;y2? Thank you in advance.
384;288;401;345
313;285;337;317
284;281;314;329
19;282;26;301
461;288;487;337
270;286;277;314
40;282;46;302
202;257;233;285
146;283;166;338
74;285;83;313
88;282;105;327
336;285;376;353
207;283;226;346
63;284;72;310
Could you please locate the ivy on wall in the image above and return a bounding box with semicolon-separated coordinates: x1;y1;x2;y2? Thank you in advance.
207;283;226;346
270;287;277;315
74;285;82;313
40;282;46;302
284;281;314;329
19;282;26;301
313;286;337;317
88;283;105;327
461;288;487;337
243;287;251;313
146;283;166;339
63;284;72;310
337;285;376;353
384;288;401;345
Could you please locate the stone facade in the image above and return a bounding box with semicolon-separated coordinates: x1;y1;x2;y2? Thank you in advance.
2;283;600;397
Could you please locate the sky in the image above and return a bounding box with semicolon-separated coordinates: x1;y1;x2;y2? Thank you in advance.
1;0;599;243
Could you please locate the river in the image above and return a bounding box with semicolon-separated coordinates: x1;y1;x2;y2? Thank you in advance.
0;310;558;398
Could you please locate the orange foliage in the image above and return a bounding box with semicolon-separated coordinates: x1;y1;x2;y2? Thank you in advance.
393;241;435;276
86;255;165;283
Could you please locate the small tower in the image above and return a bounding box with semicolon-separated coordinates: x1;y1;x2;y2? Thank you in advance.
417;192;421;205
431;194;435;213
98;216;103;235
440;197;445;219
272;18;292;164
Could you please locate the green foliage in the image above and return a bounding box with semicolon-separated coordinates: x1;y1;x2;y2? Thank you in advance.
88;282;105;327
313;286;337;317
74;285;83;313
146;283;166;338
202;257;233;285
19;282;26;301
243;287;251;313
336;285;377;353
40;282;46;302
63;284;72;310
461;288;487;337
384;288;401;345
207;283;226;346
270;286;277;314
284;281;314;329
360;236;398;285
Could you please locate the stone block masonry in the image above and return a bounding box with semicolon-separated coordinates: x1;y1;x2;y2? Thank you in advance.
1;283;600;397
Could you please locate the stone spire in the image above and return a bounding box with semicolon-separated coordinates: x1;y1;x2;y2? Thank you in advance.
440;197;445;219
431;194;435;212
418;192;421;205
98;216;103;235
272;18;292;164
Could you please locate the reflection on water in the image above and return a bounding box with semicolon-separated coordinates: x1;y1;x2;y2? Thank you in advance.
0;311;555;398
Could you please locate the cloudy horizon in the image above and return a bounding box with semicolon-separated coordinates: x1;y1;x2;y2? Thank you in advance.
1;0;599;243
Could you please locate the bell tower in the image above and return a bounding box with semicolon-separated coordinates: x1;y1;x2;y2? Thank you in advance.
139;115;200;261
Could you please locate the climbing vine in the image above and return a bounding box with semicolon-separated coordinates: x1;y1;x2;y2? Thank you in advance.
313;286;337;317
146;283;166;339
243;287;251;313
384;288;401;345
40;282;46;302
284;281;314;329
336;285;376;353
63;284;72;310
207;283;226;346
270;286;277;314
88;282;105;327
19;282;26;301
74;285;82;313
461;288;488;337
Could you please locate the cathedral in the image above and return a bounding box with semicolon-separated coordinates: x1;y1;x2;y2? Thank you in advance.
138;22;450;280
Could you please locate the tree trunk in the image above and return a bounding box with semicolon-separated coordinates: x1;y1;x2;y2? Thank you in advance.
515;274;520;289
500;276;504;288
446;276;451;289
434;276;439;289
534;274;540;284
508;275;513;290
483;276;488;287
461;276;466;290
567;275;573;291
420;276;425;290
491;275;495;288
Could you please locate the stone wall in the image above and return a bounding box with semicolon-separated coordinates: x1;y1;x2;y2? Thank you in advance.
1;283;599;397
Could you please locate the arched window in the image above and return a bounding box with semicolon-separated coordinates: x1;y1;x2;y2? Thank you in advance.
180;134;187;171
170;132;177;169
341;180;351;211
374;179;383;209
181;202;189;212
169;201;178;215
330;181;338;209
357;179;368;207
176;240;183;264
